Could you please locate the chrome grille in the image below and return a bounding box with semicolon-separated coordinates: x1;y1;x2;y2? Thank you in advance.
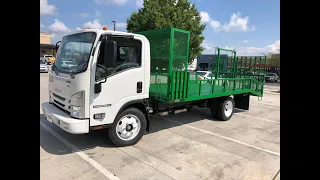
53;93;66;101
51;92;70;113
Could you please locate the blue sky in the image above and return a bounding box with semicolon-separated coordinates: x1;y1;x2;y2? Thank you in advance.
40;0;280;56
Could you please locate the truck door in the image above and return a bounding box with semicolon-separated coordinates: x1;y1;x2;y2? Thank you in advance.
90;36;148;126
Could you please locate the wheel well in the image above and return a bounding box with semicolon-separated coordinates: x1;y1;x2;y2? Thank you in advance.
207;96;226;107
121;102;150;131
124;103;147;115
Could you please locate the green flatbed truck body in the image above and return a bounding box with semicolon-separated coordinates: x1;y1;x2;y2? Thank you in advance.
137;27;266;104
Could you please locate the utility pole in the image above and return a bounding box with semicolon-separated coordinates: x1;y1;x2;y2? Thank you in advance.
111;21;116;31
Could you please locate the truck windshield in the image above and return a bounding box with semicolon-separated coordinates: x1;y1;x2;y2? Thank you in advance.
54;32;96;74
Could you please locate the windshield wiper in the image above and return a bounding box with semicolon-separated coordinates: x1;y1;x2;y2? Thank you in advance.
52;64;59;75
60;67;75;79
67;71;75;79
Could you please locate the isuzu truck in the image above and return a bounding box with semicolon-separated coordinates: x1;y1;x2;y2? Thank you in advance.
41;27;266;147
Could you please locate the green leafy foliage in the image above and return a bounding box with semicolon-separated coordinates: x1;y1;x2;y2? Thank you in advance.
127;0;206;64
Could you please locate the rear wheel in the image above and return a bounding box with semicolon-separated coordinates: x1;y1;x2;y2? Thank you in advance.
108;108;146;147
169;110;176;115
187;106;193;112
210;100;219;118
217;97;235;121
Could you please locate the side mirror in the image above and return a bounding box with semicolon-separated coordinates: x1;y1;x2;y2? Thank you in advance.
55;41;61;52
105;40;117;69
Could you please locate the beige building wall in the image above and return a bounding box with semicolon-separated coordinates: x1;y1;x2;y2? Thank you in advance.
40;32;52;44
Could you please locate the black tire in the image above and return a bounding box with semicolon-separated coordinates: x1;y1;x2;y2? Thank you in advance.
187;106;193;112
210;100;219;119
217;97;235;121
108;108;146;147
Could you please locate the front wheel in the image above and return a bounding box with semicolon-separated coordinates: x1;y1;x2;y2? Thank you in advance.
108;108;146;147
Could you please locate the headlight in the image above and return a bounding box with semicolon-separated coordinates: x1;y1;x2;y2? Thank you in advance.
70;91;85;118
71;91;85;106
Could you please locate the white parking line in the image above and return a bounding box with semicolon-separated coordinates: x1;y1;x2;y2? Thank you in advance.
233;113;280;124
264;91;280;95
118;146;200;180
162;117;280;156
251;103;280;110
252;102;280;108
40;121;120;180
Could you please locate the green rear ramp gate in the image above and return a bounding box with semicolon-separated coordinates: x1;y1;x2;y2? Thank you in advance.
137;27;267;105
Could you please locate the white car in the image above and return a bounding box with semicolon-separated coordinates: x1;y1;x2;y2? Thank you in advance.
40;60;49;73
265;73;279;82
41;55;55;64
196;71;216;80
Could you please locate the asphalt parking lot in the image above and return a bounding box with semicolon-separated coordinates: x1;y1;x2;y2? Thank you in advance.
40;73;280;180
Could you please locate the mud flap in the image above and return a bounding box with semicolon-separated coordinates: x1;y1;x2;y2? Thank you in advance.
234;94;250;110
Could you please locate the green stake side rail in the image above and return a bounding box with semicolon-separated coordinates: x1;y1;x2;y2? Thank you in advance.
137;27;267;105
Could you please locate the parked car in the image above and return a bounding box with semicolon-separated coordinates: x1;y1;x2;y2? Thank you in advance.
40;60;49;73
265;73;278;82
196;71;213;80
196;71;226;80
41;55;55;64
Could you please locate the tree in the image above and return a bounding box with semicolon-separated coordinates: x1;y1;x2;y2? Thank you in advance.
267;48;280;68
127;0;205;64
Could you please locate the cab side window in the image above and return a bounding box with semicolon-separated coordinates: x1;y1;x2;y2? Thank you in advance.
95;37;142;81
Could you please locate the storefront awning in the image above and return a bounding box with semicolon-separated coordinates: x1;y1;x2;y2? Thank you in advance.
40;44;55;49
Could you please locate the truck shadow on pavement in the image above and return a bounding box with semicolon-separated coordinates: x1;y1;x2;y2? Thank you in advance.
40;107;247;156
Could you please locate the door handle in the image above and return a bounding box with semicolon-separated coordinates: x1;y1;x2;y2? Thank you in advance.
137;82;142;93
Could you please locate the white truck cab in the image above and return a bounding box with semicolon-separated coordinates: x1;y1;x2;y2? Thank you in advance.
41;29;151;146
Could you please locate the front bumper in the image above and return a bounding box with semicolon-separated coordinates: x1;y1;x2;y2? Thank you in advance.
41;102;89;134
40;68;48;72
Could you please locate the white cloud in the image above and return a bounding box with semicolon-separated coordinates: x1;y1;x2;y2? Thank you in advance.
200;11;255;32
40;23;44;28
116;22;127;29
95;0;129;5
242;40;248;43
209;20;221;30
203;40;280;56
79;13;89;18
48;19;70;33
83;19;102;29
95;9;101;18
266;40;280;53
76;27;82;30
201;41;217;54
221;13;255;32
200;11;221;31
200;11;210;23
40;0;57;15
225;40;280;56
136;0;143;8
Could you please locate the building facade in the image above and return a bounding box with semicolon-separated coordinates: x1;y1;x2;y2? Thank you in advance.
40;32;55;57
196;54;228;71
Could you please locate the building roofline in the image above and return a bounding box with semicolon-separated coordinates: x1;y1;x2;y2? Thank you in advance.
40;43;55;49
40;32;52;34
